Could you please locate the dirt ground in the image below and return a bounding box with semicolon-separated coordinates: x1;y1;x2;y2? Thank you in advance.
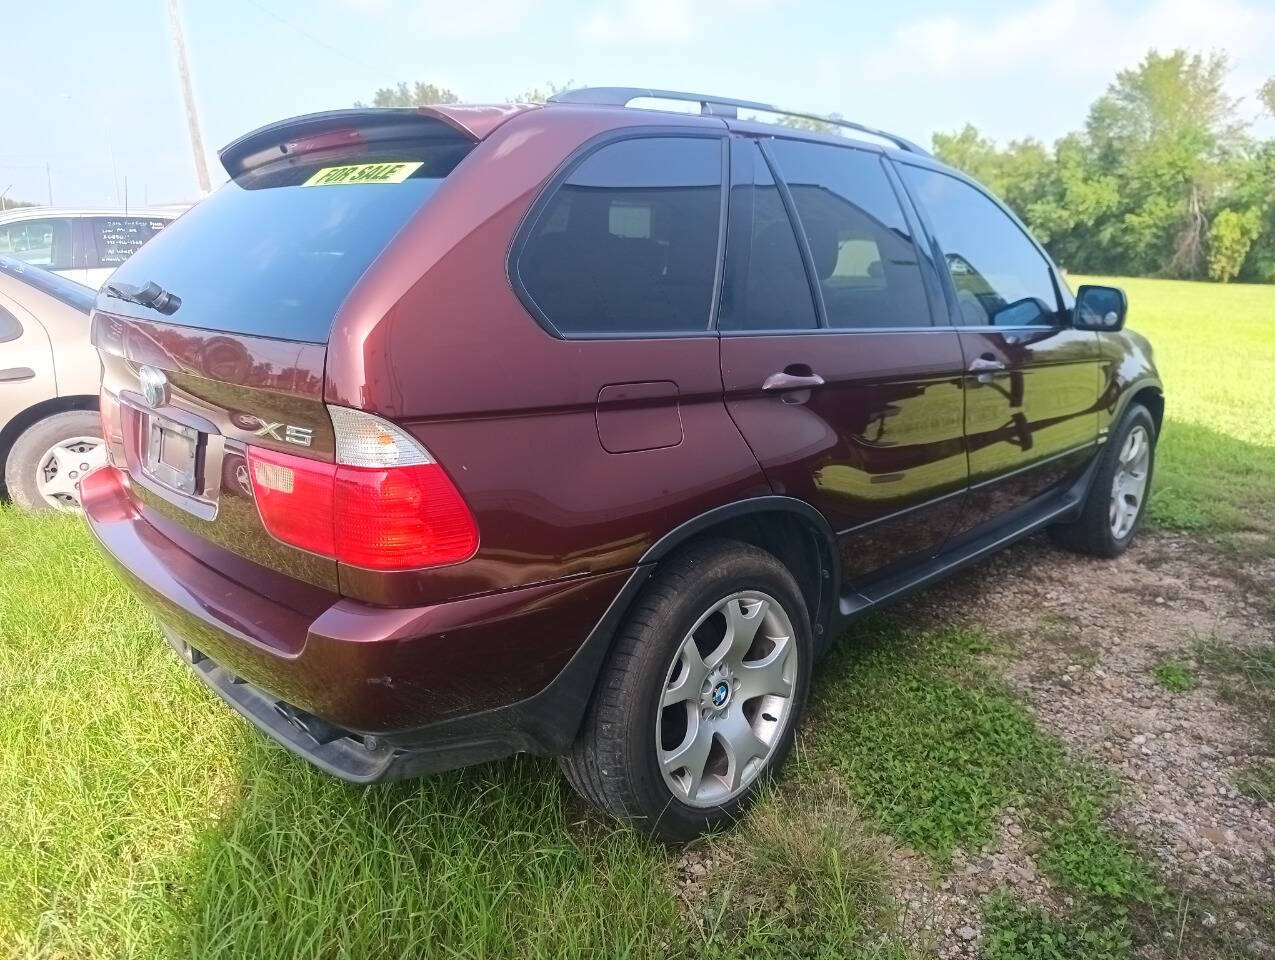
888;531;1275;958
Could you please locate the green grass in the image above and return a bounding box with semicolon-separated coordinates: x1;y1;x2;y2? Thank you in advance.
810;621;1160;910
1235;762;1275;805
1073;276;1275;548
0;510;685;959
982;892;1134;960
0;507;917;960
1151;659;1197;693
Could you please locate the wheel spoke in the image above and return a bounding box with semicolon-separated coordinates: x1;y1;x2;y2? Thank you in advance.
735;634;793;701
662;712;713;799
663;644;709;707
1120;431;1137;465
717;710;769;792
37;451;79;499
711;597;767;669
1109;426;1151;538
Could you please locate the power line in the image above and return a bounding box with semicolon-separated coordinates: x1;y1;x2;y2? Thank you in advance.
240;0;389;82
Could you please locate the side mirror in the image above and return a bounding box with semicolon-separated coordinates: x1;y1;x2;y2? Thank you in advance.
1073;284;1127;331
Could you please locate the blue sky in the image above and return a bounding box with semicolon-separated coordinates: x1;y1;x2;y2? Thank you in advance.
4;0;1273;207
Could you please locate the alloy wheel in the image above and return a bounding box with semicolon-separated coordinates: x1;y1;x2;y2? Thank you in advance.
1109;424;1150;539
656;591;798;808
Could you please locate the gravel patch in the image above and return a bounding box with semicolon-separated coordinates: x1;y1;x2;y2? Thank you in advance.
887;530;1275;955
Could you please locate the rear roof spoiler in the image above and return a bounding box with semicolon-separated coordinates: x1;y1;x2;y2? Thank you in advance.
219;108;480;179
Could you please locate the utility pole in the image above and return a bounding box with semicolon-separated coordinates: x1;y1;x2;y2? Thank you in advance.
46;164;53;206
166;0;212;195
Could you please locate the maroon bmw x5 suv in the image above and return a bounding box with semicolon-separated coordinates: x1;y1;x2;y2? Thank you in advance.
83;88;1162;840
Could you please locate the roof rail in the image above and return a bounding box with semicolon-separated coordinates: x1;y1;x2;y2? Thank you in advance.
548;87;930;156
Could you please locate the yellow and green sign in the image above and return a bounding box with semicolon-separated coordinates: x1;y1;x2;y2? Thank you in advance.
303;161;423;186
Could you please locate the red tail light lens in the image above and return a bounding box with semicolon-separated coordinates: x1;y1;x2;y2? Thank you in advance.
246;446;478;571
333;464;478;569
247;447;336;557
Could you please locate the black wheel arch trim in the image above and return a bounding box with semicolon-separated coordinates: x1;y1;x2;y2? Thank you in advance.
642;495;838;566
640;495;840;646
1111;377;1165;433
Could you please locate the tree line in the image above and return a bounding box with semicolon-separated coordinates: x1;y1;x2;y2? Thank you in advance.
931;50;1275;284
363;53;1274;284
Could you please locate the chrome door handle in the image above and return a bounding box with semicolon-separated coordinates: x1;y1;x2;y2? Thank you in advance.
762;371;826;392
968;356;1006;384
967;357;1006;373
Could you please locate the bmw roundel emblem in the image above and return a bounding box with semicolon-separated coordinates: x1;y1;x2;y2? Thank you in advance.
711;682;730;708
138;365;169;408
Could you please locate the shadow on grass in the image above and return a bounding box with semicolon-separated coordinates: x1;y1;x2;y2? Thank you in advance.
165;738;683;959
1149;418;1275;552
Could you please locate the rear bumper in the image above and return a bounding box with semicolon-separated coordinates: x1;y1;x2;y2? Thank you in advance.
82;466;648;780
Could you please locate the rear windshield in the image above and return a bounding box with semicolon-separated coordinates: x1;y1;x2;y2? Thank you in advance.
101;141;473;342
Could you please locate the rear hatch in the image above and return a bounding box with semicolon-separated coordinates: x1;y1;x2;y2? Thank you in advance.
93;110;475;598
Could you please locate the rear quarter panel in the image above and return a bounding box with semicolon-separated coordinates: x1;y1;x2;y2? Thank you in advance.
328;108;771;605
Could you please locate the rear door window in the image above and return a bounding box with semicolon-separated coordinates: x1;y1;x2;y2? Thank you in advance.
102;142;473;342
0;218;73;269
767;140;931;329
516;136;724;336
89;216;169;266
899;164;1059;326
719;138;817;332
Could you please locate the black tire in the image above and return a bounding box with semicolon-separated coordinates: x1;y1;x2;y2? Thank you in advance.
1049;403;1156;558
3;410;103;512
561;538;813;842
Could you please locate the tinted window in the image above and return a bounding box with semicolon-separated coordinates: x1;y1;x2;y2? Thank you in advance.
518;137;722;336
0;218;73;269
103;142;472;342
91;216;168;266
719;139;818;332
901;165;1058;326
768;140;930;329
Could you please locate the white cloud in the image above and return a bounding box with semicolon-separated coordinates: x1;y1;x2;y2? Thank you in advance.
827;0;1275;145
862;0;1274;104
577;0;781;45
329;0;536;38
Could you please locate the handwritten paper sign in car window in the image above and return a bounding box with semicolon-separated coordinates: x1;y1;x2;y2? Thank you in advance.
93;218;168;265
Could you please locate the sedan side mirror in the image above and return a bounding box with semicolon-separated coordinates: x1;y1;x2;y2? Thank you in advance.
1073;284;1127;331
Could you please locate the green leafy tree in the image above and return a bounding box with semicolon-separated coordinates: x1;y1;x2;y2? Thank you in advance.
933;49;1272;281
1207;207;1262;281
356;81;459;108
1260;76;1275;115
776;112;845;136
508;81;571;104
1085;50;1246;277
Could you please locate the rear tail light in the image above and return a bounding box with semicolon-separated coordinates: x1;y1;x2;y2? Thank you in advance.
247;407;478;571
248;448;337;557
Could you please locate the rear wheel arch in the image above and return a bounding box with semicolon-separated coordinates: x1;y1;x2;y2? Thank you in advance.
642;498;839;654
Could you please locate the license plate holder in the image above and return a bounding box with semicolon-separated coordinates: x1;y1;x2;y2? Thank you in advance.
144;415;200;495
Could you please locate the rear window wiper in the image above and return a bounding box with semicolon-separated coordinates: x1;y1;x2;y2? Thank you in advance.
104;280;182;315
